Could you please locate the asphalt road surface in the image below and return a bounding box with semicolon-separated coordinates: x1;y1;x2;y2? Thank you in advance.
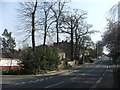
2;56;112;89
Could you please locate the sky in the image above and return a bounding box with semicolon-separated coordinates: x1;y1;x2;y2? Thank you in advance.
68;1;118;41
0;0;119;53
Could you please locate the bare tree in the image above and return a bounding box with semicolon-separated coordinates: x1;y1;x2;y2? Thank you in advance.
60;9;95;61
60;9;87;61
102;20;120;59
40;2;56;46
77;23;93;60
51;2;66;45
32;1;38;50
17;0;38;51
108;1;120;21
102;2;120;66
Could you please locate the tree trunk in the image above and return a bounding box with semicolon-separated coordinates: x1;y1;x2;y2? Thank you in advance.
75;29;78;60
43;18;47;46
56;20;59;46
32;14;35;50
71;24;74;61
32;1;37;51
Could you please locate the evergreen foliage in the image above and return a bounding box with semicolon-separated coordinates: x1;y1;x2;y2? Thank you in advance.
20;46;60;74
2;29;16;50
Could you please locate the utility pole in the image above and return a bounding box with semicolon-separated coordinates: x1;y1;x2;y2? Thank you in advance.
0;36;2;58
96;43;98;59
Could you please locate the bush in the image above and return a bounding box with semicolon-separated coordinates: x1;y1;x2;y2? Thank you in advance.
61;58;70;66
84;55;93;63
3;69;22;75
79;59;85;64
20;46;60;75
89;60;94;63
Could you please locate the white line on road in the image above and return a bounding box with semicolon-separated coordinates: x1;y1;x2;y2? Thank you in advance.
40;78;44;81
21;82;26;84
90;68;106;88
35;79;39;82
71;76;79;80
14;83;20;85
45;81;64;88
49;77;53;79
44;77;48;80
17;82;26;86
14;82;26;86
14;76;56;86
29;81;34;83
82;74;86;75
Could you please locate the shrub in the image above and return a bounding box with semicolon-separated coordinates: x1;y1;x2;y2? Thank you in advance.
84;55;92;62
20;46;60;74
79;59;85;64
3;69;22;75
61;58;70;66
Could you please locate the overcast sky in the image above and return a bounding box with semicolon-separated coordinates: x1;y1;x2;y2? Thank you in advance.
0;0;119;51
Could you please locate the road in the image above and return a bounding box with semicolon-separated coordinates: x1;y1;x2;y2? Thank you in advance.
2;56;112;89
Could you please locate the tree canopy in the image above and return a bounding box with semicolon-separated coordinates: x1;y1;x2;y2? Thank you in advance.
102;2;120;61
2;29;16;50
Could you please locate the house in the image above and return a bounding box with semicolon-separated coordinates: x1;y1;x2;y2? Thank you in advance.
58;53;65;60
53;40;71;59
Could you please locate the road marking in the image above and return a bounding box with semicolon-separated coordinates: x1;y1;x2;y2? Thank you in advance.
21;82;26;84
14;82;27;86
71;76;79;80
40;78;44;81
29;81;34;83
14;83;20;85
49;77;53;79
17;82;26;85
45;81;64;88
35;79;39;82
44;77;48;80
27;80;39;84
14;76;56;86
90;68;106;88
82;74;86;75
13;60;104;87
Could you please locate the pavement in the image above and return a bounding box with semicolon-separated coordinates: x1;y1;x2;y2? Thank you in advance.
93;63;117;88
96;69;114;88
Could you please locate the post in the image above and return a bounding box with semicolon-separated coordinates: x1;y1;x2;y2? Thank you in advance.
96;43;98;59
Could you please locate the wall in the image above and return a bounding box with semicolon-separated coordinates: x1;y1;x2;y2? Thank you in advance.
0;58;22;70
